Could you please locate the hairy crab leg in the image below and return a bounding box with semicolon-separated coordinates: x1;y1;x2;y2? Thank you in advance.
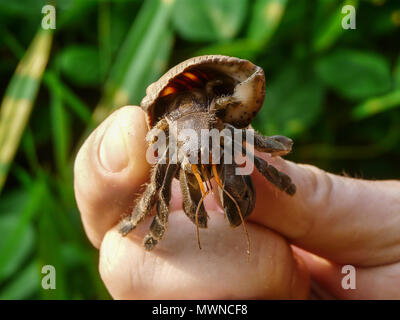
223;126;296;196
143;163;178;250
118;151;168;236
240;142;296;195
212;164;251;258
224;123;293;156
179;170;208;228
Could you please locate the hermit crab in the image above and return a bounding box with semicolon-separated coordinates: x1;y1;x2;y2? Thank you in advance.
118;55;296;254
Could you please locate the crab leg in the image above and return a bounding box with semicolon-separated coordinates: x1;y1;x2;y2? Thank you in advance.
242;144;296;195
214;163;255;226
223;125;296;196
212;163;251;257
252;155;296;195
118;156;168;236
179;169;208;228
143;163;178;251
224;123;293;156
119;119;170;237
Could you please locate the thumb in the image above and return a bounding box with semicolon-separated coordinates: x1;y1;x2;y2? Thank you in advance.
74;106;150;248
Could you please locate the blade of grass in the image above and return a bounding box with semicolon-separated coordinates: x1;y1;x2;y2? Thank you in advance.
0;29;25;59
1;31;90;126
60;242;111;299
21;127;41;175
106;0;159;89
50;71;71;181
92;0;175;126
312;0;359;53
352;90;400;120
0;260;40;300
246;0;288;46
0;179;45;282
43;71;93;125
0;210;35;283
10;164;34;189
47;188;83;244
1;30;92;124
98;1;112;81
57;0;97;30
37;208;68;299
0;29;52;193
197;0;287;59
131;27;174;104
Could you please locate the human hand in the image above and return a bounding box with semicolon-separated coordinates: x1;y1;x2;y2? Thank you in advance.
74;106;400;299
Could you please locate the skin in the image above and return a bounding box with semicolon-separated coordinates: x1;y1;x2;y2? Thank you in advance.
74;106;400;299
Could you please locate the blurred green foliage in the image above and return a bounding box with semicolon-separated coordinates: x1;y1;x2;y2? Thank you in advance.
0;0;399;299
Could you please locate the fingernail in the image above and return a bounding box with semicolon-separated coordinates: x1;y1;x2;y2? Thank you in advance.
99;114;130;172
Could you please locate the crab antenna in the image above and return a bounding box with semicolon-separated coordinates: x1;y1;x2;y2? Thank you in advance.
212;164;251;259
191;164;208;250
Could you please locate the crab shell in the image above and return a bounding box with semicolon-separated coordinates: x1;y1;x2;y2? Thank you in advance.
141;55;266;128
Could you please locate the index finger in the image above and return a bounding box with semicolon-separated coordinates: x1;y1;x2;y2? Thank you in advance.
247;153;400;267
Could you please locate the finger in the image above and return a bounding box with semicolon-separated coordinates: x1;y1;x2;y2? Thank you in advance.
99;210;309;300
247;153;400;267
74;106;150;248
294;247;400;299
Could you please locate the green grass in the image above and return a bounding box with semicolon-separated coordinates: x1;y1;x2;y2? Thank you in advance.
0;0;399;299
